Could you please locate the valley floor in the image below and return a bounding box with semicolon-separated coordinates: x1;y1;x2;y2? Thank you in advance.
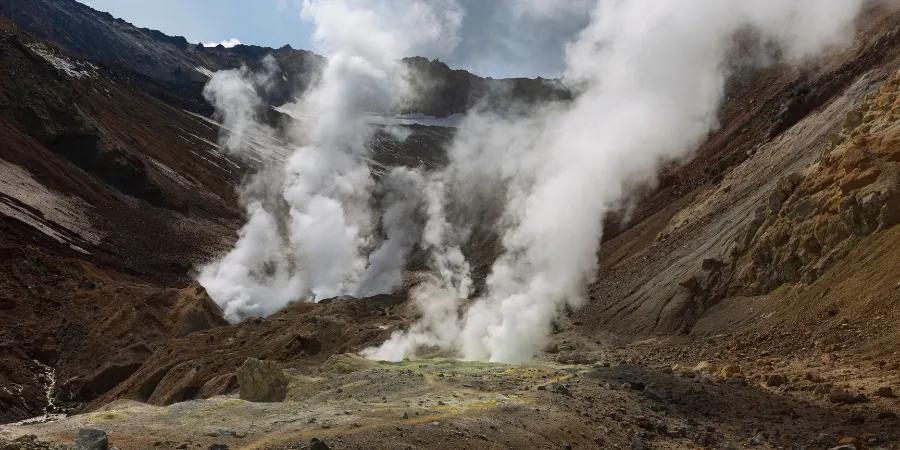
2;323;898;450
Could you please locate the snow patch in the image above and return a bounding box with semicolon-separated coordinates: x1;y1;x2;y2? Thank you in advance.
25;42;97;79
203;38;242;48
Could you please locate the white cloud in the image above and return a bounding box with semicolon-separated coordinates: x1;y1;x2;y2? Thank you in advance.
203;38;242;48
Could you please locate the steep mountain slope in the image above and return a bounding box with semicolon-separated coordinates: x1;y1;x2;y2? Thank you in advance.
0;16;245;422
0;0;568;117
0;13;455;424
0;0;322;114
0;1;898;449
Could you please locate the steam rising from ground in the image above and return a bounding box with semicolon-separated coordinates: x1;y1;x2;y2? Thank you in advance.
366;0;865;363
199;0;866;361
198;0;462;322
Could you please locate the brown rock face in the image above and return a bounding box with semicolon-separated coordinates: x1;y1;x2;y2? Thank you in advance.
719;71;900;297
237;358;288;403
166;284;229;337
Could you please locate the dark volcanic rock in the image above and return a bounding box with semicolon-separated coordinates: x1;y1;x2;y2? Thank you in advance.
308;438;331;450
72;428;108;450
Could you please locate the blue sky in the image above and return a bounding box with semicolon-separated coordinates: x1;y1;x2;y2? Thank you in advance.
76;0;591;79
78;0;315;50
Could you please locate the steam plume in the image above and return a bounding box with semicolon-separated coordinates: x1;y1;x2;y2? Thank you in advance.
199;0;463;322
198;0;866;361
369;0;865;363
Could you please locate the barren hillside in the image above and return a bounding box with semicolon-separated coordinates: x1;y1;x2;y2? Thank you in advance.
0;1;899;449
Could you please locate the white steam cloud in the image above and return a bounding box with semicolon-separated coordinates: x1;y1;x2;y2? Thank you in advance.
198;0;867;362
202;55;280;156
198;0;463;322
367;0;866;363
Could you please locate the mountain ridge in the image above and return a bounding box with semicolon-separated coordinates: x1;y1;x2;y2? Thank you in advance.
0;0;569;117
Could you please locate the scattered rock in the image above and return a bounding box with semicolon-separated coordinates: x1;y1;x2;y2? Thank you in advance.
0;435;57;450
550;383;571;396
558;351;593;365
718;364;742;379
749;432;765;445
828;389;867;404
846;414;865;425
664;425;688;438
671;364;693;377
236;358;289;402
693;361;716;374
643;383;667;401
804;372;824;383
874;386;895;398
308;438;331;450
207;445;228;450
73;429;108;450
764;374;787;387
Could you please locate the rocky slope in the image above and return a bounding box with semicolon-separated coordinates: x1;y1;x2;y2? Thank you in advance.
0;15;244;423
0;1;899;449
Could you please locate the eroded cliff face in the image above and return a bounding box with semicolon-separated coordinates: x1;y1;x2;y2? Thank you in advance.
728;72;900;295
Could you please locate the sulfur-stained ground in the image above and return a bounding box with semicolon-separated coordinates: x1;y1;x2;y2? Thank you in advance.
2;344;898;449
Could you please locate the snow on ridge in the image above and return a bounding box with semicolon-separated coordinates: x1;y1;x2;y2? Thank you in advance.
203;38;242;48
25;42;98;79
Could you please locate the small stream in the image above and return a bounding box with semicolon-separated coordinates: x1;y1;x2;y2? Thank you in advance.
10;360;66;425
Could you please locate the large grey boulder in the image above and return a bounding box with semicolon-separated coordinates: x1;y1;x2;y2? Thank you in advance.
73;428;108;450
236;358;288;402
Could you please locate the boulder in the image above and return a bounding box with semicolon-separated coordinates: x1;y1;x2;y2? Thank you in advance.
718;363;742;378
237;358;288;402
764;374;787;387
874;386;895;398
828;389;867;404
308;438;331;450
73;428;108;450
693;361;716;374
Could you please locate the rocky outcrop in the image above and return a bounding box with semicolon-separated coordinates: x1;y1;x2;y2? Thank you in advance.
236;358;288;403
166;285;229;337
725;71;900;295
88;295;405;409
72;429;108;450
